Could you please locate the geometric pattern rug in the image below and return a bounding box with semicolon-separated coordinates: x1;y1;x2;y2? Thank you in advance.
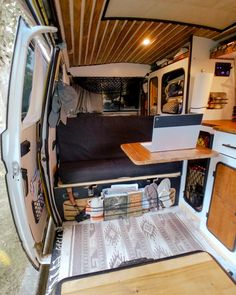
61;211;203;277
45;210;236;294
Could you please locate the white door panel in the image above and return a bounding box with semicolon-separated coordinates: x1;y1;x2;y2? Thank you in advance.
21;125;48;242
1;17;57;268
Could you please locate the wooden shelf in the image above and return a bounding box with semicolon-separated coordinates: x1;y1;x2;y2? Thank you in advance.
121;142;218;165
210;40;236;59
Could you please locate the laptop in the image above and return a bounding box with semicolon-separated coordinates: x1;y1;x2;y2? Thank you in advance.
142;114;203;152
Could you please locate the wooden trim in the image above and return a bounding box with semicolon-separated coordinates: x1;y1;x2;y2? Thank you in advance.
73;0;81;66
108;21;136;62
127;23;173;63
114;21;154;63
52;0;235;66
59;0;72;51
143;26;194;64
56;172;181;188
88;0;107;65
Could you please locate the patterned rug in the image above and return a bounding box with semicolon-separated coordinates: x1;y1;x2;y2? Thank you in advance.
59;211;203;279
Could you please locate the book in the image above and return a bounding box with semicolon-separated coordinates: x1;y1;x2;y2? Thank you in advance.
104;193;128;221
127;191;143;217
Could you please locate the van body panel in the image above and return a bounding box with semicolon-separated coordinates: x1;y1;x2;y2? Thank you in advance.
1;0;236;291
1;17;57;268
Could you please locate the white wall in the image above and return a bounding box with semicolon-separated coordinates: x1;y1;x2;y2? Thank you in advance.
189;36;235;120
69;63;150;77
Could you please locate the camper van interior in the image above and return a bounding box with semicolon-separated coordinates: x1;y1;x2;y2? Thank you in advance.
1;0;236;294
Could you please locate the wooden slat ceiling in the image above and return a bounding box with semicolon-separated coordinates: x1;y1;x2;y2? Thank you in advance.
56;0;234;67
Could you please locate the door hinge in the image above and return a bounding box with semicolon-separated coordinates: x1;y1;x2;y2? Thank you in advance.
35;242;51;265
206;212;209;218
212;171;215;177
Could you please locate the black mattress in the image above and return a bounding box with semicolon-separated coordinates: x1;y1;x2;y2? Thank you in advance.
59;157;182;184
57;114;182;184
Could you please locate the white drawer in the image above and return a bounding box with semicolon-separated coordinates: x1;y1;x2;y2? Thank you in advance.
213;131;236;158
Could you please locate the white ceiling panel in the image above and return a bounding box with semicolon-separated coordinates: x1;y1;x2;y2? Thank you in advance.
104;0;236;30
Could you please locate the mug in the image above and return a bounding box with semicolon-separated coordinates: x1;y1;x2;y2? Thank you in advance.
86;196;104;220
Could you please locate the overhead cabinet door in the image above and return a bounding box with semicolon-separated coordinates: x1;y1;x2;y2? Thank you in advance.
207;162;236;251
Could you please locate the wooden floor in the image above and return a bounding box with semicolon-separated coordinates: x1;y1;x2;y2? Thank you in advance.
59;252;236;295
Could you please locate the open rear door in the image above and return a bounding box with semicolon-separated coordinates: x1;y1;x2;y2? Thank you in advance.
1;17;57;268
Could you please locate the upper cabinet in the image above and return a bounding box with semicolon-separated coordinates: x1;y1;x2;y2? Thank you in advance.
148;57;189;115
210;40;236;59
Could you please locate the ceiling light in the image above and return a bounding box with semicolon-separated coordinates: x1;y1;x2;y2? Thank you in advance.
142;38;151;46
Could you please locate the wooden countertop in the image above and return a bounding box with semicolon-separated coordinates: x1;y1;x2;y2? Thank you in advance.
121;142;218;165
59;252;236;295
202;120;236;134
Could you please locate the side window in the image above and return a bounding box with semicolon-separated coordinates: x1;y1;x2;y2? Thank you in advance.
22;46;35;120
74;77;143;113
22;43;49;128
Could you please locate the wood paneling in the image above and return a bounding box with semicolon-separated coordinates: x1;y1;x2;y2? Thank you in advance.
207;163;236;251
55;0;234;67
60;252;236;295
59;0;72;52
73;0;81;65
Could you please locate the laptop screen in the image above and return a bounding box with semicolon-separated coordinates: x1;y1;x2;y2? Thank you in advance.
144;114;203;152
153;114;203;129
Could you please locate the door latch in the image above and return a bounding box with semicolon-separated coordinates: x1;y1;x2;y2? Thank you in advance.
12;161;20;178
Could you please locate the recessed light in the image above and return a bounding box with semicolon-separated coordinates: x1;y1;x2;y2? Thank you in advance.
142;38;151;46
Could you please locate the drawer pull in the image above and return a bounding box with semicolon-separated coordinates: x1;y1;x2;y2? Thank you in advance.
222;144;236;150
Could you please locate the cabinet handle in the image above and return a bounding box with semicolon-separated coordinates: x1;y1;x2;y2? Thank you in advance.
222;144;236;150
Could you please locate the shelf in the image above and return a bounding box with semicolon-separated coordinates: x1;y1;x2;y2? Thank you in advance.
121;142;218;165
210;40;236;59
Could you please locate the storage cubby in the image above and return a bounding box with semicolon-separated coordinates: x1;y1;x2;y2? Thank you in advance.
184;131;213;211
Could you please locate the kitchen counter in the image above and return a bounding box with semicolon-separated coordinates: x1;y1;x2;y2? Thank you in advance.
202;120;236;134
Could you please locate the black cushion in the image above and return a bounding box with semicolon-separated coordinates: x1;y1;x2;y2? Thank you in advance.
59;157;182;184
57;114;182;184
57;114;154;162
